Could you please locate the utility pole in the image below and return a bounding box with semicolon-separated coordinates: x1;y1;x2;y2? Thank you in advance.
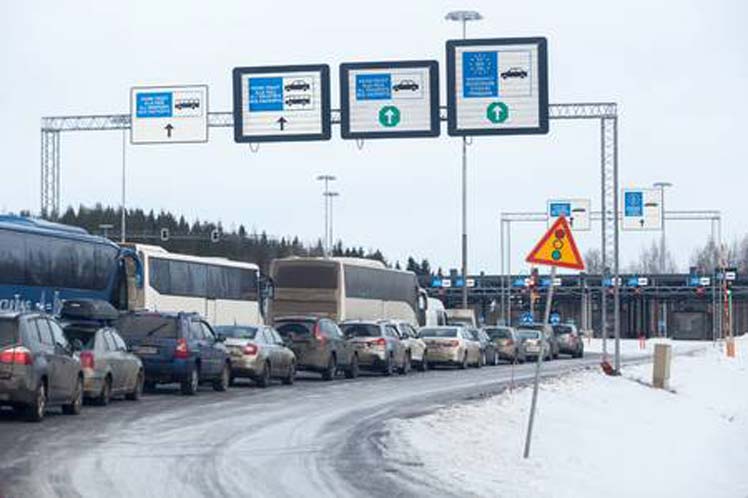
653;181;674;272
446;10;482;309
120;129;127;243
316;174;336;256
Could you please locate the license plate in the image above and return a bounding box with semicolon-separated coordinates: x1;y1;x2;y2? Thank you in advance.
137;346;158;355
230;348;243;356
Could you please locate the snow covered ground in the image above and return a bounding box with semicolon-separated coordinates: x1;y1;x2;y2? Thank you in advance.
385;337;748;498
585;337;708;358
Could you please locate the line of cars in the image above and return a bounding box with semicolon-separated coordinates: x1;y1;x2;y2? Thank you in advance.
0;302;584;422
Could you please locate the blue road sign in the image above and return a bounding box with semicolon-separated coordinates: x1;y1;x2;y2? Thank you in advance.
454;278;465;288
624;191;644;217
462;51;498;98
355;74;392;100
540;277;552;288
136;92;172;118
513;277;527;287
549;202;571;218
431;277;442;288
249;77;284;112
627;276;640;287
550;312;560;325
520;312;534;325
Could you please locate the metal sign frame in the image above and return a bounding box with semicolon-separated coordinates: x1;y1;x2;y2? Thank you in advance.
232;64;331;143
130;84;209;145
446;37;549;137
339;60;441;140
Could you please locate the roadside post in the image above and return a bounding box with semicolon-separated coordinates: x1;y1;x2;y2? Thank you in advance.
522;216;584;458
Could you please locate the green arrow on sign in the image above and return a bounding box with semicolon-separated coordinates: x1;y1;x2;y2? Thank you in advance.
378;106;401;127
486;102;509;124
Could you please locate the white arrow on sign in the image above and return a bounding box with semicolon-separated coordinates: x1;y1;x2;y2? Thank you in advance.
384;108;396;125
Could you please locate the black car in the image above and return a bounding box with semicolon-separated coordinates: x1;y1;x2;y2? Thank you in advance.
0;311;83;421
500;67;528;79
393;79;419;92
284;80;310;92
116;311;231;395
285;96;311;106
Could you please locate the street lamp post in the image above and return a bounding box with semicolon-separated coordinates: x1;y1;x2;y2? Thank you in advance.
325;191;340;254
653;181;674;272
446;10;482;309
653;181;673;339
316;175;336;256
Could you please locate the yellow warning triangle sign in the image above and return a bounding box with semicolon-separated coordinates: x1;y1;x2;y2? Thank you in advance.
525;216;585;270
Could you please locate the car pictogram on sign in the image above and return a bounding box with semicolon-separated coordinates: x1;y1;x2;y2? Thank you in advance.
285;96;311;107
500;67;528;79
284;80;311;92
393;80;420;92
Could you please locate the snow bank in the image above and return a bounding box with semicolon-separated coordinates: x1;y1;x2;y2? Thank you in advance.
385;338;748;498
585;337;707;358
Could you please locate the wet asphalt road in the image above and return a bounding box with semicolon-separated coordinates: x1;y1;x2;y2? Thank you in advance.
0;354;610;498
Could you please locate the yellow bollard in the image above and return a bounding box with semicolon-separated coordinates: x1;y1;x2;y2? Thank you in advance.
653;344;672;390
726;338;736;358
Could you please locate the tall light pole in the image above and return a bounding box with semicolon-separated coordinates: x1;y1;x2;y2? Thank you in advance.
653;181;674;272
325;191;340;255
316;174;336;256
446;10;482;309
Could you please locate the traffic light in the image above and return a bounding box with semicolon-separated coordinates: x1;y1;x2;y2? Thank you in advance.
160;228;169;242
211;229;220;243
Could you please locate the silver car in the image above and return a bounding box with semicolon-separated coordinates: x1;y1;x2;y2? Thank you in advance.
387;321;429;371
483;326;527;363
215;325;296;388
340;321;409;376
516;328;552;361
419;326;481;369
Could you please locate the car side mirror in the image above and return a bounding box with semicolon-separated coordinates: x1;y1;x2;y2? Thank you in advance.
216;334;226;343
71;338;84;352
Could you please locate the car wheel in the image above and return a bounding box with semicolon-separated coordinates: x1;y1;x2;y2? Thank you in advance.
476;352;485;368
126;371;144;401
213;363;230;392
321;354;337;381
399;353;411;375
62;377;83;415
24;382;46;422
180;367;199;396
460;353;468;370
344;354;359;379
418;353;429;372
144;381;156;392
256;361;271;388
282;361;296;385
383;354;394;376
96;376;112;406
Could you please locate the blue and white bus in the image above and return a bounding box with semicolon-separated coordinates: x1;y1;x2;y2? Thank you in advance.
0;216;142;314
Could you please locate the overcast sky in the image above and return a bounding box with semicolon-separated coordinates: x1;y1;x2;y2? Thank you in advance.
1;0;746;275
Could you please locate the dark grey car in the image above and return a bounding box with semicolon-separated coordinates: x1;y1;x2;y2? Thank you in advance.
469;328;499;366
275;316;358;381
484;326;527;363
340;321;409;376
0;312;83;422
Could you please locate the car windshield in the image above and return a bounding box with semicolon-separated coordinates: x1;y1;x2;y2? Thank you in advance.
517;330;541;340
554;325;574;335
485;328;511;339
214;326;258;339
340;324;380;338
0;319;19;348
419;328;458;338
115;315;179;339
276;321;313;338
62;326;97;350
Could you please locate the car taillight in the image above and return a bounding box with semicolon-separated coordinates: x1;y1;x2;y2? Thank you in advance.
174;338;190;359
505;338;514;346
79;350;95;369
243;343;258;356
313;324;326;345
369;337;386;348
0;346;33;366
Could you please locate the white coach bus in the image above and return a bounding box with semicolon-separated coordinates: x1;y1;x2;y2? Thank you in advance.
268;257;428;325
127;244;262;325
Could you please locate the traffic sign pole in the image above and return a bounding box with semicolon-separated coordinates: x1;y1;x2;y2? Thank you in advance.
523;264;556;459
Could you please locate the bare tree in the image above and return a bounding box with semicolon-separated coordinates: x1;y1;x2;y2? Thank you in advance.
628;241;677;273
583;248;604;273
